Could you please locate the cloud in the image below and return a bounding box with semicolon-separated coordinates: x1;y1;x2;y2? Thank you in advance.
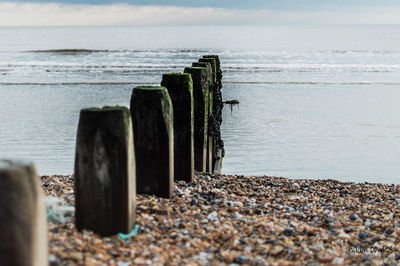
1;2;400;26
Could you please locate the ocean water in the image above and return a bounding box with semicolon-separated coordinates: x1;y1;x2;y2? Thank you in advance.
1;25;400;183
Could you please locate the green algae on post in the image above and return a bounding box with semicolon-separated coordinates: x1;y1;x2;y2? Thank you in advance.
75;106;136;236
184;67;209;172
130;86;174;198
161;73;194;183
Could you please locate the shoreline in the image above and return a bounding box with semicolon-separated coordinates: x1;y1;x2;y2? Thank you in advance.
43;173;400;265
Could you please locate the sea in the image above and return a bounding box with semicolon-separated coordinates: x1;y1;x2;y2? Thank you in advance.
1;25;400;184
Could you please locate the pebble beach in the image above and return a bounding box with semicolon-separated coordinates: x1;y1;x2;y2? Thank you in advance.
42;173;400;265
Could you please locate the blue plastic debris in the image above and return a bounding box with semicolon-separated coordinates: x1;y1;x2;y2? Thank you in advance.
117;224;139;242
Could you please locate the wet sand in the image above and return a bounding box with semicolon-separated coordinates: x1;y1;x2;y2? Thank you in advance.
42;173;400;265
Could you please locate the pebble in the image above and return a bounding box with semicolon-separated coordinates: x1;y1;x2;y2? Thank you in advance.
207;211;219;222
234;255;247;264
41;174;400;265
332;257;344;264
269;245;284;256
358;231;369;241
318;253;334;263
283;228;295;236
338;233;350;240
350;214;359;221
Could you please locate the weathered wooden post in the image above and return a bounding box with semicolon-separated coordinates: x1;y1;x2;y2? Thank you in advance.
0;160;48;266
74;106;136;236
198;58;218;173
184;67;209;172
192;61;213;172
203;55;224;173
130;86;174;198
161;73;194;183
199;58;217;84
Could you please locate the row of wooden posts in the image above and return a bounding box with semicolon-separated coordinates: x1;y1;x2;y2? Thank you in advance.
0;55;224;264
75;55;224;236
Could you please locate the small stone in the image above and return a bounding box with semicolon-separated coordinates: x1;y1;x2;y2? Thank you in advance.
358;232;369;241
49;255;60;266
338;233;350;240
283;228;295;236
239;238;247;245
196;228;206;235
234;256;247;264
117;262;131;266
69;252;82;261
133;257;147;264
350;214;359;221
191;198;199;206
207;211;219;222
230;212;242;219
234;201;244;208
318;253;334;263
92;238;102;245
269;245;284;256
332;257;344;265
95;253;104;260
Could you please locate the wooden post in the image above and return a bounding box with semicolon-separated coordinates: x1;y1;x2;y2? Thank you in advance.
184;67;209;172
74;106;136;236
192;62;213;173
203;55;224;173
161;73;194;183
0;160;48;266
198;58;218;173
203;55;222;85
199;58;217;84
130;86;174;198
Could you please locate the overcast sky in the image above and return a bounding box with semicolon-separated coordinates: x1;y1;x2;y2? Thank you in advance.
2;0;400;26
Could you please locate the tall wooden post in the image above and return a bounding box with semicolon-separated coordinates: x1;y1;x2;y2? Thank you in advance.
192;61;213;173
161;73;194;183
130;86;174;198
75;106;136;236
184;67;209;172
203;55;224;173
0;160;48;266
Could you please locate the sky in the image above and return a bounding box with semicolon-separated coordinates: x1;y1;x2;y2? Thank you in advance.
2;0;400;26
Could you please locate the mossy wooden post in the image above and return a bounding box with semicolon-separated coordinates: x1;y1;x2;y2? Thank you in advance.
203;55;224;173
0;160;48;266
161;73;194;182
199;58;218;172
199;58;217;84
203;55;222;85
74;106;136;237
192;61;213;172
184;67;209;172
130;86;174;198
